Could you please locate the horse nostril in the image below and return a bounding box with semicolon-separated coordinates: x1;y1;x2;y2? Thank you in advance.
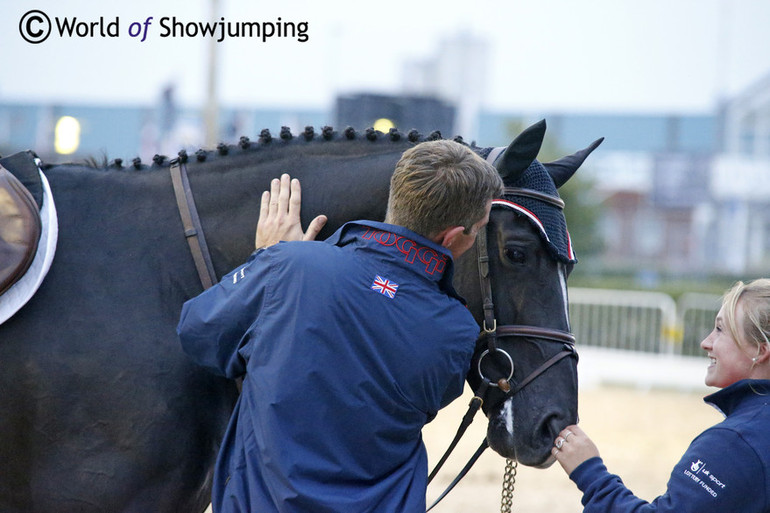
540;413;564;440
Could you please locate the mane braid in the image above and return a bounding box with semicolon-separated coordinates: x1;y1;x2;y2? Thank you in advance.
83;154;109;169
54;126;472;174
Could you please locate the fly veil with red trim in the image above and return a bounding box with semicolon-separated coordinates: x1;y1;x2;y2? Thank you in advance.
480;120;603;264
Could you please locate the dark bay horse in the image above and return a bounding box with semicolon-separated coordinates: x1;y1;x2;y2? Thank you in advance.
0;121;600;512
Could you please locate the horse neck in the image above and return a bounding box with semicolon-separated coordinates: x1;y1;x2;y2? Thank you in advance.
183;138;412;275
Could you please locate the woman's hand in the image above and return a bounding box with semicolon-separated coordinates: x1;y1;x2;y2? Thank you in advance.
255;174;327;250
552;425;600;475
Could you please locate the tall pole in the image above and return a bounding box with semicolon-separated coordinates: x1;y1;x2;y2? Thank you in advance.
205;0;220;148
715;0;732;153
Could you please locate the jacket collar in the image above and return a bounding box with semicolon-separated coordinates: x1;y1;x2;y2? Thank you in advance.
704;379;770;417
326;220;465;301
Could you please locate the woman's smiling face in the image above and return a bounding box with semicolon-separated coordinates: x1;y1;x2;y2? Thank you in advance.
700;300;755;388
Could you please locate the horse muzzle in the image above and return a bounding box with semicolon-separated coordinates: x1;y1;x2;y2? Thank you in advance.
485;395;564;468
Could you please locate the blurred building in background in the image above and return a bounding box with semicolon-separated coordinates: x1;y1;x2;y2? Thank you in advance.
400;32;488;142
1;70;769;280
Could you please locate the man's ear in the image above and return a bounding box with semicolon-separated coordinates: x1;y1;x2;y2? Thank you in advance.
435;226;466;249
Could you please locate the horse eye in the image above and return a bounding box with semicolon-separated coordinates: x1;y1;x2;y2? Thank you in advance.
504;248;526;263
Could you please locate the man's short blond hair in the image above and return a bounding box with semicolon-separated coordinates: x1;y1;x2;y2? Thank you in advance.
385;140;503;239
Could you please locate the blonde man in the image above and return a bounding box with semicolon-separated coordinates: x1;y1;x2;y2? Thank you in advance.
178;140;503;513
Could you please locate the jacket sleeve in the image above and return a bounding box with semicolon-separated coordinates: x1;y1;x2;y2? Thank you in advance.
177;250;273;379
571;426;762;513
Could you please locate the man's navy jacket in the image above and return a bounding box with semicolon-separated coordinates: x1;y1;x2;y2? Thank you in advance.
177;221;479;513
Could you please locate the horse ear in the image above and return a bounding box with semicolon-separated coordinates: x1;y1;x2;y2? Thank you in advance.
496;119;547;181
544;137;604;188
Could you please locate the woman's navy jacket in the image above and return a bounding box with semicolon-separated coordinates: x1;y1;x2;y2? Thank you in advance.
570;379;770;512
177;221;479;513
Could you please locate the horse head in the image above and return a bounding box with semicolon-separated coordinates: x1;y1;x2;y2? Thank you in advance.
457;120;603;467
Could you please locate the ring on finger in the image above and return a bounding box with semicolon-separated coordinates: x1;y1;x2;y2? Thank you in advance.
564;431;574;440
555;438;564;450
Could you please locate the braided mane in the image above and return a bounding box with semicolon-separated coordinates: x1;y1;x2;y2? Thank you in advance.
66;126;476;172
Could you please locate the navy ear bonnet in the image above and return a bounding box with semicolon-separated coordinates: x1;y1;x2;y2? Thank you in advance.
496;159;576;264
478;119;603;266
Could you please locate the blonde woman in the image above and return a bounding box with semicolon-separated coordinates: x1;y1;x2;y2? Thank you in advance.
554;279;770;512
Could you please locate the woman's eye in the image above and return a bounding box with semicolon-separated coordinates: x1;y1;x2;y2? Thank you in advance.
505;248;526;263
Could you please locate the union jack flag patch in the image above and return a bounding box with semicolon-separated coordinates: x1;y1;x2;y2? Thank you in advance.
371;275;399;299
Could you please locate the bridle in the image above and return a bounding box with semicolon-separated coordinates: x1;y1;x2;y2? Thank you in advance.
475;188;577;393
426;168;578;511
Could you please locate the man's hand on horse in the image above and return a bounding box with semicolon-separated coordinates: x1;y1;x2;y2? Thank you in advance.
255;173;327;250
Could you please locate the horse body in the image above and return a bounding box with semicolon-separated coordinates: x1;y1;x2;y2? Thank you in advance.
1;168;237;512
0;124;598;512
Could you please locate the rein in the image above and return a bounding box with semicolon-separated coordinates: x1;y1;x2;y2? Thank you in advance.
426;175;577;512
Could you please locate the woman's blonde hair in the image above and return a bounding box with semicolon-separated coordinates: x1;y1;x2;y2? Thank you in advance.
722;278;770;355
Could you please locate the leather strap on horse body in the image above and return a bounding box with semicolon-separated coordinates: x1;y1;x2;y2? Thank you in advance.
477;224;498;352
169;160;218;290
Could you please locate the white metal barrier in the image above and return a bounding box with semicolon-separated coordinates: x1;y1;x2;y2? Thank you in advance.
568;288;720;355
678;292;721;356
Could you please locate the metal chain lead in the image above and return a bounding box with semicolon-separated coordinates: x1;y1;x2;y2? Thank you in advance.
500;458;517;513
